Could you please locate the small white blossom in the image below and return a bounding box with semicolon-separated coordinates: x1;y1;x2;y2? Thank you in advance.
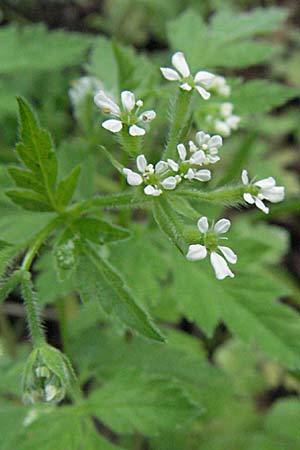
193;131;223;164
209;76;231;97
94;90;156;136
174;143;211;182
160;51;215;99
69;76;103;106
241;170;285;214
186;216;237;280
214;102;241;137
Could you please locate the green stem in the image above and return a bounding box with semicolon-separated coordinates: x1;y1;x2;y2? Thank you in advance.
21;216;61;272
0;305;17;357
21;272;45;346
120;128;140;156
163;89;192;159
174;185;257;206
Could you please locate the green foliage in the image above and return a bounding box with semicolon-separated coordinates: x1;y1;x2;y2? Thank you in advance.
167;7;287;70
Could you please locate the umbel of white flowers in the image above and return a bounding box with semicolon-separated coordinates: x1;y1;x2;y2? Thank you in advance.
242;170;285;214
186;217;237;280
94;90;156;136
160;51;215;99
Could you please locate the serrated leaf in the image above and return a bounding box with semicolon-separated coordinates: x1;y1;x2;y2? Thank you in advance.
55;165;81;210
7;97;58;211
0;24;92;74
75;240;164;342
167;8;286;70
88;369;202;435
231;80;300;114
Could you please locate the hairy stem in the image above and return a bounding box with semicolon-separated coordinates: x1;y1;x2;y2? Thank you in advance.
21;272;45;346
163;89;192;159
174;185;258;205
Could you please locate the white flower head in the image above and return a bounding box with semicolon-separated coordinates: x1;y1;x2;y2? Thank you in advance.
186;216;237;280
69;76;103;107
160;51;215;99
94;90;156;136
241;170;285;214
209;76;231;97
174;142;212;182
194;131;223;164
213;102;240;137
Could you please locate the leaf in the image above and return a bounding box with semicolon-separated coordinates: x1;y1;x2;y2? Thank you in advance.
55;165;81;210
73;216;131;244
88;369;202;435
167;8;286;70
0;24;92;74
265;399;300;445
152;197;188;254
7;97;57;211
231;81;300;115
75;240;164;342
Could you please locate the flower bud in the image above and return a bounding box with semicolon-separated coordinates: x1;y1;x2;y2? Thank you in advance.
22;344;76;405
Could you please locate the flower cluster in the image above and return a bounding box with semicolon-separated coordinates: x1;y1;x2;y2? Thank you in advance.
94;90;156;136
123;130;223;196
160;51;215;99
186;216;237;280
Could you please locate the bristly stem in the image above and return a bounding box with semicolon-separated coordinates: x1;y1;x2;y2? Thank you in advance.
163;89;192;160
21;272;45;347
119;128;141;156
174;185;259;206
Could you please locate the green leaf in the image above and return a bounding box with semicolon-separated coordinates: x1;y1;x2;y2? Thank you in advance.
75;240;164;342
0;24;92;74
167;8;286;70
88;369;202;435
7;97;58;211
231;80;300;115
265;399;300;445
152;197;188;254
73;216;131;244
55;165;81;210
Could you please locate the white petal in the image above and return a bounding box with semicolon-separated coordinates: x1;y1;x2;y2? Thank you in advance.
214;218;231;234
129;125;145;136
197;216;209;233
94;90;120;115
255;197;269;214
195;131;207;146
207;155;220;164
155;160;168;174
186;244;207;262
136;154;147;173
218;246;237;264
172;52;190;78
190;150;206;165
220;102;233;117
177;143;187;160
160;67;181;81
195;85;210;100
144;185;161;196
167;159;179;172
123;169;143;186
214;120;230;137
241;169;249;185
189;140;198;152
180;82;192;91
161;176;177;190
139;110;156;123
136;99;143;107
194;70;215;87
45;385;57;402
102;119;123;133
208;135;222;149
121;90;135;111
226;115;240;129
262;186;285;203
254;177;276;189
194;169;211;182
210;252;234;280
185;168;195;180
243;192;255;204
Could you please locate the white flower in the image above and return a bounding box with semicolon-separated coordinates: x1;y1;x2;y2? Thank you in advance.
160;51;215;99
69;76;103;106
194;131;223;164
241;170;285;214
94;90;156;136
186;216;237;280
209;76;231;97
174;143;211;182
214;102;240;137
